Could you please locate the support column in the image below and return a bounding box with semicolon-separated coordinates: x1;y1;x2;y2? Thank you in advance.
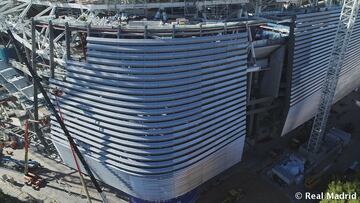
65;22;71;60
117;25;121;39
31;19;48;151
31;19;39;134
49;20;55;79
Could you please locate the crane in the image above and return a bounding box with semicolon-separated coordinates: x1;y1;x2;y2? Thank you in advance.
307;0;360;153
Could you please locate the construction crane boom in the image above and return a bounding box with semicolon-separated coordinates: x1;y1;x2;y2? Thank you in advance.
307;0;360;153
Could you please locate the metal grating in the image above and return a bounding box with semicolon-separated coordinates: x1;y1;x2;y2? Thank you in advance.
49;32;248;201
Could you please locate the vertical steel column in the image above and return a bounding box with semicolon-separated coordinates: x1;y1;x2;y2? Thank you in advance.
31;19;39;138
172;24;176;38
87;23;91;37
144;25;148;39
224;22;228;34
49;20;55;79
7;29;109;203
65;22;71;60
31;19;49;151
117;25;121;39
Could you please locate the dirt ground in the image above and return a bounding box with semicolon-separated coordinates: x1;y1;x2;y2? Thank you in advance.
0;148;128;203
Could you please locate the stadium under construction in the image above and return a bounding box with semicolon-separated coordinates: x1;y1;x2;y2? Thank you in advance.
0;0;360;202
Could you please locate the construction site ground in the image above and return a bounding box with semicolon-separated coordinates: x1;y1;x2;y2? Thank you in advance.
0;89;359;203
197;88;360;203
0;148;128;203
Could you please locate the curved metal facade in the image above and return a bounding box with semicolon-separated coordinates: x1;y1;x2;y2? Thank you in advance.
50;32;248;201
282;9;360;135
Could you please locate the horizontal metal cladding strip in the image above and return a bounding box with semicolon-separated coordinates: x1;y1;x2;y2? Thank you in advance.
291;84;323;103
51;131;245;175
292;56;331;78
50;111;246;155
53;90;245;128
54;114;245;156
341;64;357;76
294;32;336;49
342;66;359;78
50;79;246;109
50;119;246;163
50;32;248;196
87;40;248;58
292;53;330;73
295;15;339;28
52;85;245;123
66;55;246;75
341;61;360;76
290;80;325;105
53;127;246;174
294;29;336;47
292;65;328;86
343;45;360;60
65;63;246;89
50;99;246;143
294;35;335;54
288;10;341;106
65;61;247;82
49;129;245;174
60;72;247;102
53;120;245;162
290;83;322;105
50;104;246;150
86;33;247;46
291;70;326;96
51;95;246;136
343;49;360;62
293;47;332;65
87;49;247;68
293;44;333;64
293;47;331;67
51;80;245;115
343;42;360;57
87;44;247;61
290;85;322;106
295;15;339;29
342;55;360;72
295;9;340;20
52;84;244;117
284;9;360;136
295;23;338;38
86;38;248;54
294;22;339;35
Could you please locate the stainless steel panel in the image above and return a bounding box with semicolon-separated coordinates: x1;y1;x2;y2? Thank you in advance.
50;33;249;201
282;9;360;135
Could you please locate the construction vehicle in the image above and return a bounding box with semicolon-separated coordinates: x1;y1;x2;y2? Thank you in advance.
307;0;360;153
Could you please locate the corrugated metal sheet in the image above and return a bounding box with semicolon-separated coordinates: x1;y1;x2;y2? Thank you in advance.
282;9;360;135
50;32;248;201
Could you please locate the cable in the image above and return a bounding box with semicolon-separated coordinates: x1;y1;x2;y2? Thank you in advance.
55;90;92;203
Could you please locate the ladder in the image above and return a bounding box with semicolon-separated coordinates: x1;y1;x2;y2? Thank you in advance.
307;0;360;153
